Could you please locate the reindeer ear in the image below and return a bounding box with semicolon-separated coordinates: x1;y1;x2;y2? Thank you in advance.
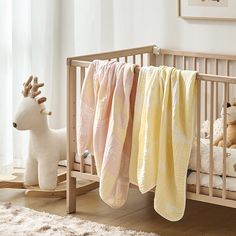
38;97;47;104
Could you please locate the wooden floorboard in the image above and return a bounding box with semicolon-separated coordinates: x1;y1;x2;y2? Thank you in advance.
1;171;236;235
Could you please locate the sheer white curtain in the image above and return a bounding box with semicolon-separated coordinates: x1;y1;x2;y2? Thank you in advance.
0;0;66;173
0;0;148;173
0;0;115;173
0;0;13;173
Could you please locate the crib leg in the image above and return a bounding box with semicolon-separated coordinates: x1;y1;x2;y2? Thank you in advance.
67;180;99;213
67;176;76;213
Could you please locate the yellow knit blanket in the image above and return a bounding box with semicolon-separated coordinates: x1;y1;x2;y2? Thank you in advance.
129;66;197;221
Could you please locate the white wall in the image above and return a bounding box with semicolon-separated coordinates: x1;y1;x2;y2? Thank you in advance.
73;0;236;55
59;0;236;125
58;0;236;128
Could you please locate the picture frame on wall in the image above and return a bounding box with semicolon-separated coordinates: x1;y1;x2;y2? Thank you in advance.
178;0;236;20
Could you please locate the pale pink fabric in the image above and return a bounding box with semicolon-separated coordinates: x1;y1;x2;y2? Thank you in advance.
78;60;136;208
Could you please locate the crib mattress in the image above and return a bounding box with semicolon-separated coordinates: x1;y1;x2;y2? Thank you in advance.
75;152;236;192
187;171;236;192
189;138;236;178
76;140;236;177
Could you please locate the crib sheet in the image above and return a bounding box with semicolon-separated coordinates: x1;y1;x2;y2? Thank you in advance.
187;171;236;192
189;138;236;178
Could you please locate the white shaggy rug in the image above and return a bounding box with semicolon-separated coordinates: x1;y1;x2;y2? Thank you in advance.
0;202;158;236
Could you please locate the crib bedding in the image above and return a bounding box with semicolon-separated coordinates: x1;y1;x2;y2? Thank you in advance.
76;64;197;221
76;138;236;178
129;66;197;221
75;154;236;192
189;138;236;178
187;172;236;192
75;138;236;194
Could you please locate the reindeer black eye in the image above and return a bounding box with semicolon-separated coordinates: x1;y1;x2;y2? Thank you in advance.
222;102;231;108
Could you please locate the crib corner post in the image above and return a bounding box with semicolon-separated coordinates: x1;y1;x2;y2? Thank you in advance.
148;51;156;66
66;59;77;214
196;78;201;195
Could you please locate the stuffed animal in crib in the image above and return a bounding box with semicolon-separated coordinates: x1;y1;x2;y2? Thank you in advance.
201;118;223;142
202;101;236;149
13;76;66;190
214;101;236;149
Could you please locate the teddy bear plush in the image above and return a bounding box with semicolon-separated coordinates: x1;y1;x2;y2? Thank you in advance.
13;76;66;190
214;101;236;149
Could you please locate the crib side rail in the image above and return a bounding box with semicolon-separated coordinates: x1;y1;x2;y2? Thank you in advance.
67;45;157;63
157;47;236;207
189;75;236;208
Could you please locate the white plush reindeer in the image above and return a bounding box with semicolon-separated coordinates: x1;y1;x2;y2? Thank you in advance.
13;76;66;190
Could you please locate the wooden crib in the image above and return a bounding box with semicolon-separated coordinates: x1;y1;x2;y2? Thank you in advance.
66;45;236;213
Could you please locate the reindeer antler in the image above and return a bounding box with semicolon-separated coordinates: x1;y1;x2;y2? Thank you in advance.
22;76;47;104
22;76;33;97
29;77;44;98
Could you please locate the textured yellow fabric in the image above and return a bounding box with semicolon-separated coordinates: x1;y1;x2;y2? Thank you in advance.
129;66;197;221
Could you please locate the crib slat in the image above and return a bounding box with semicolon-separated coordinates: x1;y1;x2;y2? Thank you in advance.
117;57;120;62
222;83;228;199
193;57;196;70
79;67;85;174
125;56;128;63
226;60;229;76
215;82;219;119
148;52;156;66
91;155;96;175
196;79;201;195
140;54;144;66
80;156;85;173
204;58;208;121
215;59;219;119
162;54;165;65
205;84;208;121
80;67;85;90
183;56;186;70
133;55;136;64
209;81;214;197
226;60;230;100
172;55;176;67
